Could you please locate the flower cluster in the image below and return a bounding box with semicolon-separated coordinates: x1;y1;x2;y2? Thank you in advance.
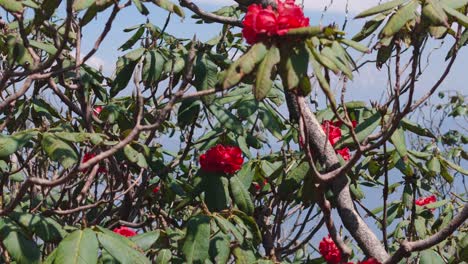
113;226;137;237
416;195;437;212
415;195;436;206
252;179;268;191
152;185;160;194
321;120;357;161
319;236;381;264
242;0;310;44
199;145;244;174
319;235;342;264
81;153;107;174
93;106;103;116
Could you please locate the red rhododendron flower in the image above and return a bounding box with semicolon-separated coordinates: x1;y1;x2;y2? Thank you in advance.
199;145;244;174
416;195;437;212
337;147;350;161
242;0;309;44
81;153;107;174
358;258;382;264
253;182;262;191
276;0;310;35
113;226;137;237
152;186;160;194
321;121;342;146
319;235;341;264
93;106;103;116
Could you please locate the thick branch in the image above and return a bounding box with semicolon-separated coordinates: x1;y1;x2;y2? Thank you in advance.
294;95;390;262
385;203;468;264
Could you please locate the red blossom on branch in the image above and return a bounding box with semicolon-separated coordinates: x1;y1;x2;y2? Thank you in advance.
321;120;355;161
321;121;342;146
152;185;160;194
336;147;350;161
242;0;310;44
81;153;107;174
415;195;437;206
319;235;342;264
93;106;103;116
416;195;437;212
358;258;382;264
199;145;244;174
113;226;137;237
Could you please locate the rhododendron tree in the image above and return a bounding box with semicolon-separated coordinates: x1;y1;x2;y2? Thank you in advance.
0;0;467;263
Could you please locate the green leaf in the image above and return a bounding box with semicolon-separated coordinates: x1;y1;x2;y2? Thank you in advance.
55;229;99;264
132;0;149;15
0;218;41;264
279;42;309;90
155;249;172;264
442;4;468;27
232;246;256;264
376;40;394;68
209;103;243;134
0;130;36;158
29;40;58;54
214;215;244;243
73;0;95;11
96;227;151;264
307;40;339;74
130;230;160;251
278;161;309;198
339;38;370;53
142;50;165;86
335;111;381;149
209;233;230;264
426;157;441;177
8;212;66;242
402;183;413;208
442;0;468;9
7;36;34;68
420;250;445;264
237;99;258;119
111;48;146;97
401;118;436;138
439;157;468;175
254;45;280;101
310;57;335;108
203;174;230;212
321;46;353;79
151;0;185;17
259;102;285;140
284;26;322;37
229;175;254;215
422;0;449;26
124;144;148;168
120;27;145;51
222;43;268;89
237;135;252;159
0;0;23;12
177;99;201;129
232;209;262;246
352;15;386;41
380;1;418;37
193;53;218;93
42;133;79;169
390;127;408;158
424;199;448;210
183;215;211;264
355;0;407;18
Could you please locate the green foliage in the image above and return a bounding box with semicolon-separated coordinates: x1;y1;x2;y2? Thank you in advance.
0;0;466;263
